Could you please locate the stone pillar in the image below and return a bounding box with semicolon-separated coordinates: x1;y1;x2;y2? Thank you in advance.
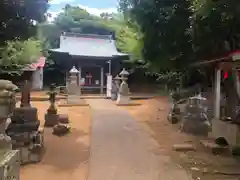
100;67;104;95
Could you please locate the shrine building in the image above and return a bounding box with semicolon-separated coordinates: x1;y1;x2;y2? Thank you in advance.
49;32;129;94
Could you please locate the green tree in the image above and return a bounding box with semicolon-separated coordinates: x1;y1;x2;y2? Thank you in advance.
0;0;49;73
190;0;240;60
0;39;42;74
54;5;113;35
119;0;193;73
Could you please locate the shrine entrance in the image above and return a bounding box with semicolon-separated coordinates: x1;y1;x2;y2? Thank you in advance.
80;65;104;94
49;33;129;95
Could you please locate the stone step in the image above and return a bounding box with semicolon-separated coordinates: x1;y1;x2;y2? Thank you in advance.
172;143;196;152
200;139;229;155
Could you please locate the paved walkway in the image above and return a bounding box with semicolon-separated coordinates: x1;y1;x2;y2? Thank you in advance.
86;99;192;180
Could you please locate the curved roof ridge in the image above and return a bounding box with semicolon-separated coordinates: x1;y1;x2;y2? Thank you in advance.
62;32;112;40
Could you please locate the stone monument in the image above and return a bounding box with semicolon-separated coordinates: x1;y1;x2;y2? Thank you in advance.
111;75;121;101
7;80;44;165
67;66;85;105
0;80;20;180
180;94;211;136
44;84;59;127
116;69;131;105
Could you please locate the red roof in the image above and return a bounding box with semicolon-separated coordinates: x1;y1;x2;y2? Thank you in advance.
22;56;46;71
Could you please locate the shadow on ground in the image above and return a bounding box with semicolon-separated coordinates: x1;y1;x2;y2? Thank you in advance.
41;127;89;170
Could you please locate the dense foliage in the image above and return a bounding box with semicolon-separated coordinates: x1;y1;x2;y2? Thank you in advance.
119;0;240;65
117;0;240;87
0;39;42;73
0;0;49;73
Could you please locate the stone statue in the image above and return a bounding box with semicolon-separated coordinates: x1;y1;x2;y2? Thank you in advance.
45;84;59;127
47;84;57;114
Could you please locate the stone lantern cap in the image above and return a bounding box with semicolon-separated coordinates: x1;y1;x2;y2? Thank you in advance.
114;75;121;80
119;68;129;76
0;80;18;92
69;66;79;74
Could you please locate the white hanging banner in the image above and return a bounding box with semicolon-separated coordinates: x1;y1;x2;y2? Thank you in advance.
106;75;112;98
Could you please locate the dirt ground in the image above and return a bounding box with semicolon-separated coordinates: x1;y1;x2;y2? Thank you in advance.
125;97;240;180
20;101;91;180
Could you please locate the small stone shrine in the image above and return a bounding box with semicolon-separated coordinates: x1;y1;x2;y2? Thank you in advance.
44;84;59;127
180;94;211;136
7;80;44;165
116;69;131;105
0;80;20;180
111;75;121;101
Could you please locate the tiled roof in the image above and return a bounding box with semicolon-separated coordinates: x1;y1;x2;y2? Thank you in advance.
22;56;46;71
49;33;128;58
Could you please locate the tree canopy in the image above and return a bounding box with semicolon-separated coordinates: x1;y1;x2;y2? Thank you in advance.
0;0;49;73
118;0;240;72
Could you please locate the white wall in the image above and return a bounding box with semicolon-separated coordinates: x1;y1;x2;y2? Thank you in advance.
32;67;43;90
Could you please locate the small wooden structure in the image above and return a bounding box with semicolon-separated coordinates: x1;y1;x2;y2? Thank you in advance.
192;51;240;150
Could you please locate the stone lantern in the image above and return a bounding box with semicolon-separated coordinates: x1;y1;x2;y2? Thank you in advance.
68;66;79;95
111;75;121;101
119;68;130;79
67;66;84;104
116;69;131;105
69;66;79;85
0;80;20;179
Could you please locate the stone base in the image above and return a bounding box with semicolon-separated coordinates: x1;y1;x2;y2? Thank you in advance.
58;114;69;124
116;94;130;105
7;120;40;133
58;98;88;107
0;150;20;180
111;93;118;101
10;130;44;165
67;95;84;104
180;119;210;136
44;113;59;127
12;107;38;123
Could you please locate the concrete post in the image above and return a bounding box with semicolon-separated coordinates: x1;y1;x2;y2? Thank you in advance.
214;68;221;120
